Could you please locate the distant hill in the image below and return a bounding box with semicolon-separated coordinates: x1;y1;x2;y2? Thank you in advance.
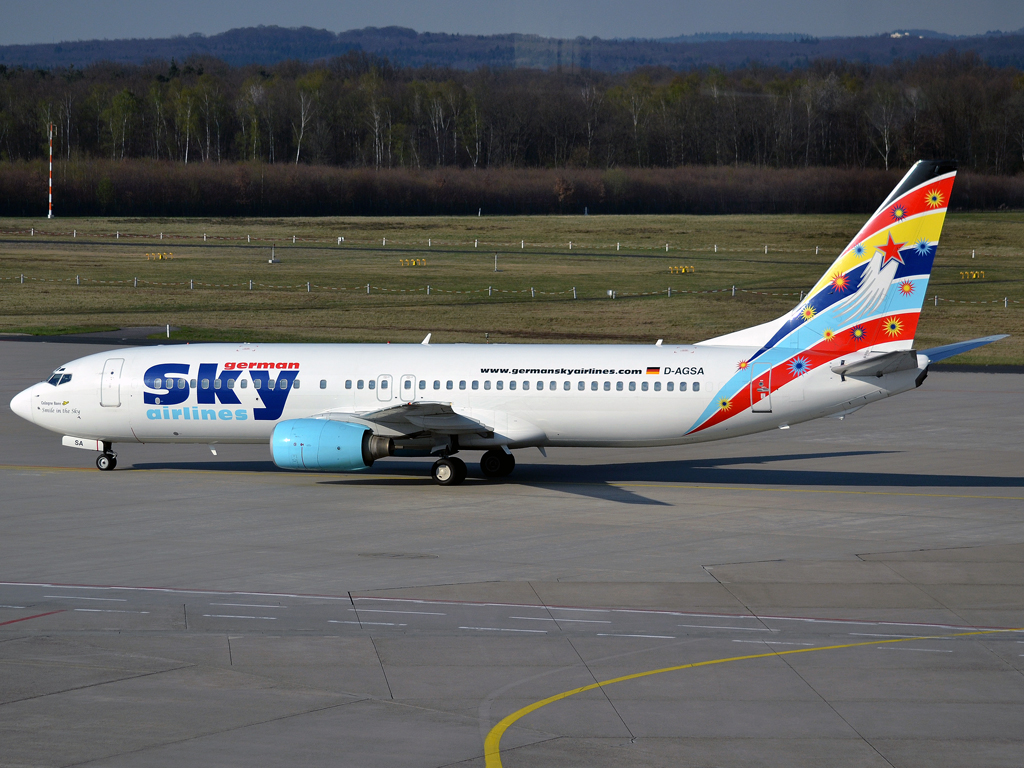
2;25;1024;72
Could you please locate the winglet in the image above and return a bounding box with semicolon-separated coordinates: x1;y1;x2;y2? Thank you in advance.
656;339;663;346
421;333;431;346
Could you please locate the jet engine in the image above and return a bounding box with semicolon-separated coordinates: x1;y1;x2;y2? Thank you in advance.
271;419;394;471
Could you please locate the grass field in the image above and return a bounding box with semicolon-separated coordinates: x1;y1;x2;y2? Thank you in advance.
0;212;1021;364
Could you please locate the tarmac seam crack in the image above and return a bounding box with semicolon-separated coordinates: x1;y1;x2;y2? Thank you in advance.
773;648;898;768
370;636;394;700
0;663;196;708
60;696;368;768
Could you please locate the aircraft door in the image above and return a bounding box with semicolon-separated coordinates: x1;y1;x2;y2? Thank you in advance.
376;374;393;402
399;375;416;402
749;363;772;413
100;358;124;407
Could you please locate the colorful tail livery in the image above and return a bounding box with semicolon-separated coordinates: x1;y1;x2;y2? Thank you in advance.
689;159;969;435
9;160;1008;485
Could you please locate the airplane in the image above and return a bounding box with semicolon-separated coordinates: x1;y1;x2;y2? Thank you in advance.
9;160;1007;485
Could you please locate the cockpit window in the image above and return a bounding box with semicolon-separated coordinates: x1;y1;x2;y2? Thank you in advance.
47;374;61;386
47;373;72;386
59;374;72;385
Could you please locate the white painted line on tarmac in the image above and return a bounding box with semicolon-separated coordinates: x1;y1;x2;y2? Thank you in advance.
597;633;675;639
851;633;939;639
74;608;150;614
348;609;445;616
459;626;547;633
0;605;27;609
46;595;127;602
732;640;814;646
547;607;611;613
678;624;775;632
509;616;611;623
884;647;953;653
210;603;286;608
329;620;407;626
202;614;277;620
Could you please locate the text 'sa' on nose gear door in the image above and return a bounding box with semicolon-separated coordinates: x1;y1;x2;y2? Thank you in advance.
377;374;393;402
749;362;772;413
100;358;125;407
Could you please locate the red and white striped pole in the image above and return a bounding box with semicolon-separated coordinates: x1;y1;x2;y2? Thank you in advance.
47;123;53;219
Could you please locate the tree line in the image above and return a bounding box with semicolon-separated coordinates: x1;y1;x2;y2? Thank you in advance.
2;50;1024;175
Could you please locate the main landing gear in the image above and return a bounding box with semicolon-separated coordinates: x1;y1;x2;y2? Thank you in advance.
96;452;117;471
480;449;515;479
431;456;468;486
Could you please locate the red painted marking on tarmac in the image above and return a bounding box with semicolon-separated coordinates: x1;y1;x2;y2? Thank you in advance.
0;609;64;626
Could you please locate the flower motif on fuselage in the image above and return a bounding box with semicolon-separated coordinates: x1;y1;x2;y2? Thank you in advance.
822;328;836;342
898;280;915;296
925;188;945;208
883;316;904;337
854;244;865;256
850;325;867;341
788;356;811;376
829;272;850;292
801;305;816;321
718;398;733;412
736;359;750;370
914;239;931;256
891;205;907;221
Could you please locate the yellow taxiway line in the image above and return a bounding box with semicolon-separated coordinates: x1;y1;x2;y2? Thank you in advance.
483;626;1024;767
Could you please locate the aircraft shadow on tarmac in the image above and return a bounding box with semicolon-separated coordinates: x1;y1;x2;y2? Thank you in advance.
130;449;1024;506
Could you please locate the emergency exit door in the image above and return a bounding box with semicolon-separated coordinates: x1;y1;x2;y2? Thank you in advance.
749;363;772;413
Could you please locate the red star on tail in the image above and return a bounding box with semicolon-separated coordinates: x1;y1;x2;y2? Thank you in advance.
877;232;906;266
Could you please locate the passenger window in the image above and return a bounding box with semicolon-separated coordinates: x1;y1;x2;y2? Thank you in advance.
654;381;661;391
666;381;673;392
419;380;426;390
240;379;247;389
292;380;299;389
280;379;289;390
509;381;516;391
629;381;636;391
591;381;598;391
484;381;491;390
254;379;261;389
368;380;375;390
679;381;687;392
641;381;649;391
190;379;196;389
433;380;440;390
201;379;209;389
693;382;700;392
551;381;557;390
459;381;466;390
523;381;530;391
536;381;544;390
227;378;235;389
214;379;221;389
603;381;610;391
497;381;504;390
268;379;276;390
380;380;387;389
404;379;412;390
564;381;570;391
176;379;185;389
446;380;453;390
577;381;585;391
472;381;479;390
154;378;162;389
357;380;364;389
616;381;623;391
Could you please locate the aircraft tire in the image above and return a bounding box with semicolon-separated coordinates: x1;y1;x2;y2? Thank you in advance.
480;450;505;478
451;456;468;484
432;457;465;486
497;452;515;477
96;453;115;471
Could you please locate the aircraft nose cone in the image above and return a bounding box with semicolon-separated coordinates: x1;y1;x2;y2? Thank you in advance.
10;388;33;423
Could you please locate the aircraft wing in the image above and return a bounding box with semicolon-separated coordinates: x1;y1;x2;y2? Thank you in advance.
316;402;493;436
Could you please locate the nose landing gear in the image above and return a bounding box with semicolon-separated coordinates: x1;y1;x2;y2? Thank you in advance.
96;453;117;471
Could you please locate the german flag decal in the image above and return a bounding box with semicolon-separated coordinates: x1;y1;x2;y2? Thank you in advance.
646;366;660;374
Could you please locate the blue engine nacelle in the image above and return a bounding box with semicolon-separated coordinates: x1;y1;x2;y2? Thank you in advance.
271;419;394;471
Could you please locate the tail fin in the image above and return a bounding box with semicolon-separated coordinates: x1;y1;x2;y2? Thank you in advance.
701;160;957;361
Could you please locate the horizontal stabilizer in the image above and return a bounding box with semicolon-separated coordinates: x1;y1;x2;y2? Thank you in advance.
920;335;1009;363
831;349;919;378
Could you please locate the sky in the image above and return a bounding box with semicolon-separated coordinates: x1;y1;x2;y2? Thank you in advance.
2;0;1023;46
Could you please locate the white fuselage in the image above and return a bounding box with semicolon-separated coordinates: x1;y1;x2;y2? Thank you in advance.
13;342;925;452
